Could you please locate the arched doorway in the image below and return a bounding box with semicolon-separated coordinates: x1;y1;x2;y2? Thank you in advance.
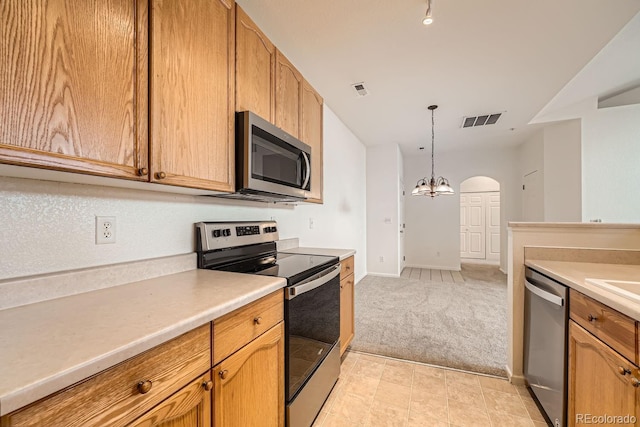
459;176;500;264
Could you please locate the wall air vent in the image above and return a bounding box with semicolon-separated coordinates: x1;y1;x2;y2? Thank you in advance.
351;82;369;97
461;112;502;128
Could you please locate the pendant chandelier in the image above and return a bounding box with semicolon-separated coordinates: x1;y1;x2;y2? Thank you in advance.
412;105;454;198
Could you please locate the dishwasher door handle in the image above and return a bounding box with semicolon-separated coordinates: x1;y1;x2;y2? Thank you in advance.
525;279;564;306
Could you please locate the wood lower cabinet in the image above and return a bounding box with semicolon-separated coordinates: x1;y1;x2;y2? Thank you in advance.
150;0;235;192
568;320;639;427
235;5;275;122
129;372;212;427
0;0;148;180
340;256;355;355
301;81;323;203
214;322;285;427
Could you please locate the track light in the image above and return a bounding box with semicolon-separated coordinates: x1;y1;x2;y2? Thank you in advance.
422;0;433;25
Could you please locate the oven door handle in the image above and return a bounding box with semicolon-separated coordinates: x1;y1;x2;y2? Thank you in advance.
286;264;341;300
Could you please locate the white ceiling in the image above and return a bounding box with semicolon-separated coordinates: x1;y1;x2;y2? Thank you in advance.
235;0;640;154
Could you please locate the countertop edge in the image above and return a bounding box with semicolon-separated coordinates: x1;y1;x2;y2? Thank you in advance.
279;247;356;261
0;277;286;417
524;260;640;321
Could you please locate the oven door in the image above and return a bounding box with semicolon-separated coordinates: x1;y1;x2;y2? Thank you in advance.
285;263;340;401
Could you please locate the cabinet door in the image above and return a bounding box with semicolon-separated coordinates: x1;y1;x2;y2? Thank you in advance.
0;0;148;180
568;321;638;426
130;372;212;427
340;273;355;356
150;0;235;192
214;322;284;427
301;81;323;203
274;51;303;138
235;5;275;122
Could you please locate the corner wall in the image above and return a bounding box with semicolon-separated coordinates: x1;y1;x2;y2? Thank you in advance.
404;145;521;272
0;105;368;283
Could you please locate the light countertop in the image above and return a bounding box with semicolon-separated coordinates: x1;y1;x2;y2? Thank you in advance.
0;269;286;416
279;247;355;261
525;259;640;321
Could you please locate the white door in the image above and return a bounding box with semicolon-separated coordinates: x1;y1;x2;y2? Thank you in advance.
460;193;486;259
523;170;544;221
486;192;500;262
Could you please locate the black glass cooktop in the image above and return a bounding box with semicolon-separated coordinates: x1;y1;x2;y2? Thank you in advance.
256;253;338;285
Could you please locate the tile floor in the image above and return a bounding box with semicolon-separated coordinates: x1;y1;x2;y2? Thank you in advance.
313;351;548;427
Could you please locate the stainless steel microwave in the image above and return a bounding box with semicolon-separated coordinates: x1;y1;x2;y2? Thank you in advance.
233;111;311;202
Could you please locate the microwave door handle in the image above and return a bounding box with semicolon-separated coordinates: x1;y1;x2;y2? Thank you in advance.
301;152;310;189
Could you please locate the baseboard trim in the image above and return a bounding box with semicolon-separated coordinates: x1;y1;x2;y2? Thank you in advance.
461;259;500;266
404;264;461;272
366;272;400;278
505;365;526;385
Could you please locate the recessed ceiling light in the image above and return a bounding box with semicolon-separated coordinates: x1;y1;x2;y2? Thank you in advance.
422;0;433;25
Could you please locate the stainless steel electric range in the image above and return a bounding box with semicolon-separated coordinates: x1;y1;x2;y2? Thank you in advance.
195;221;341;427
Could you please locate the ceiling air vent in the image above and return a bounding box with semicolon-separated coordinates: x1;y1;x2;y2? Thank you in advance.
461;112;502;128
351;82;369;97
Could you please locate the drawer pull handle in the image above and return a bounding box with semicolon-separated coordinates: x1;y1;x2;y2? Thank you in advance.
137;380;153;394
254;316;262;325
632;377;640;388
219;370;229;380
587;314;598;322
203;380;214;391
137;167;148;176
618;366;631;376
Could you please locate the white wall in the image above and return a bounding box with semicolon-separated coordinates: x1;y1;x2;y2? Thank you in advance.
0;105;368;283
543;120;582;221
460;176;500;192
366;144;402;276
582;103;640;222
518;120;582;222
404;145;521;272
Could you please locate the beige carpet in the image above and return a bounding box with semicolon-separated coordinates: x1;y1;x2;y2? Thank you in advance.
349;263;508;377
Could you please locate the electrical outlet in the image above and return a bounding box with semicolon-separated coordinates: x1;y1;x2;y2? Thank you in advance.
436;251;440;257
379;256;384;263
96;216;116;244
309;218;314;229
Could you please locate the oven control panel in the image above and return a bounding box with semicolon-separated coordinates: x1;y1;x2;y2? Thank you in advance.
195;221;279;251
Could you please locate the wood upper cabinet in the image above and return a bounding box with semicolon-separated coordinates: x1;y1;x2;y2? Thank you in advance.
150;0;235;192
568;321;639;427
129;372;212;427
301;81;323;203
274;51;303;139
0;0;148;180
235;5;275;122
340;256;355;356
214;322;285;427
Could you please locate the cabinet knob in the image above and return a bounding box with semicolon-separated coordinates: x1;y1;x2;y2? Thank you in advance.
155;171;166;179
631;377;640;388
618;366;631;376
202;380;214;391
137;168;148;176
137;380;153;394
587;314;598;322
219;370;229;380
253;316;262;325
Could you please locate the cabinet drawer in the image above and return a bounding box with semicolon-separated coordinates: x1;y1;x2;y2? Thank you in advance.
570;289;636;362
3;324;211;427
213;290;284;364
340;256;354;278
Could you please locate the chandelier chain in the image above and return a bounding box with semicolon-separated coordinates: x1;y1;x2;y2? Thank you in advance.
431;107;435;182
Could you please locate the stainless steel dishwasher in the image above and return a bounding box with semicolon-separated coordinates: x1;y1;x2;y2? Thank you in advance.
524;267;568;427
